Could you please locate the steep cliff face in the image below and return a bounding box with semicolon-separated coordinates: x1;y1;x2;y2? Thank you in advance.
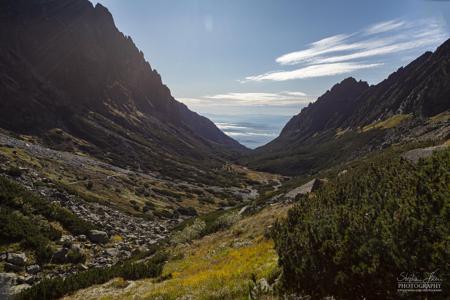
244;39;450;175
0;0;246;182
281;77;369;138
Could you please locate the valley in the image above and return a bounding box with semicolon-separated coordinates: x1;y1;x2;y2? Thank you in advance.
0;0;449;299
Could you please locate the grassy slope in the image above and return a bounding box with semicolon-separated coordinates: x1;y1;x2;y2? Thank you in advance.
64;204;291;300
61;143;449;299
0;139;252;217
361;114;412;131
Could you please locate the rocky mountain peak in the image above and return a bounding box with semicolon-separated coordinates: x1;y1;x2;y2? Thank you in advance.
0;0;246;181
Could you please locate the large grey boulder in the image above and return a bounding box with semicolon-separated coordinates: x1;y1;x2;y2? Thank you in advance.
88;230;109;244
285;179;316;199
401;144;448;164
6;253;27;266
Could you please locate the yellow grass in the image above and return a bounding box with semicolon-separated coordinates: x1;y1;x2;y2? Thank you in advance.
429;111;450;123
362;114;412;132
65;204;291;300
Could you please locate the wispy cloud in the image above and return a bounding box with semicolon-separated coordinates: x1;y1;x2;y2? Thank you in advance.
245;62;382;82
178;91;312;107
244;18;448;82
364;20;406;35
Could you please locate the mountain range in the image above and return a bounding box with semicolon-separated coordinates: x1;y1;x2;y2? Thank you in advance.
1;0;449;179
244;40;450;175
0;1;449;299
0;0;246;184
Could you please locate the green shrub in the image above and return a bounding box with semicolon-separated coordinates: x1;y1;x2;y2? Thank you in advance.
171;219;206;244
66;249;86;264
201;212;240;236
0;177;94;261
0;209;54;263
273;149;450;299
16;252;168;300
6;166;23;177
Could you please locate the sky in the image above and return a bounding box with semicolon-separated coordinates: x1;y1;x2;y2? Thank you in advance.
90;0;450;148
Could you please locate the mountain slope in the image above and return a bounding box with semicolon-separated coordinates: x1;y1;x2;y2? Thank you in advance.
244;39;450;175
0;0;246;183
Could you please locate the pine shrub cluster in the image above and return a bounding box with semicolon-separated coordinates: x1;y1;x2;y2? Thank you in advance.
273;149;450;299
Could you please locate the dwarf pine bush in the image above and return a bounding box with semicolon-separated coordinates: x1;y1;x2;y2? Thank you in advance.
273;149;450;299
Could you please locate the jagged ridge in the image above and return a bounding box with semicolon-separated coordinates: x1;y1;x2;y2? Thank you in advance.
244;39;450;175
0;0;246;183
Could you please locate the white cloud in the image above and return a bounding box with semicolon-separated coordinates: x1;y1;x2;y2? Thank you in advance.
246;18;448;82
275;34;356;66
244;62;383;82
178;91;313;107
364;20;406;35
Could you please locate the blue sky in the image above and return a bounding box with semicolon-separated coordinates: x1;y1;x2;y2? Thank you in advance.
90;0;449;147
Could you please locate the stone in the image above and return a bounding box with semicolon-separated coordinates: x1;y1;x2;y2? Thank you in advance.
120;250;132;258
105;248;119;257
88;230;109;244
52;248;69;263
338;169;348;176
6;253;27;266
0;273;18;299
10;284;31;295
238;205;250;216
60;235;73;247
401;144;449;164
26;265;41;275
284;179;316;199
71;244;82;253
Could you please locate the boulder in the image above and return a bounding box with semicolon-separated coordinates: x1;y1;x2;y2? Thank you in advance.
88;230;109;244
6;253;27;266
26;265;41;275
71;244;82;253
0;273;18;299
401;144;448;164
59;235;74;247
10;283;31;295
105;248;119;257
284;179;316;199
52;248;69;263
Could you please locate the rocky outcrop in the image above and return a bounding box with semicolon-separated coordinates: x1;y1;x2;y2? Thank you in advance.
401;144;449;164
284;178;328;200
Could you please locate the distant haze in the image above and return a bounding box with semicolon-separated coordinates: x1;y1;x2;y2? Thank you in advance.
205;114;292;148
